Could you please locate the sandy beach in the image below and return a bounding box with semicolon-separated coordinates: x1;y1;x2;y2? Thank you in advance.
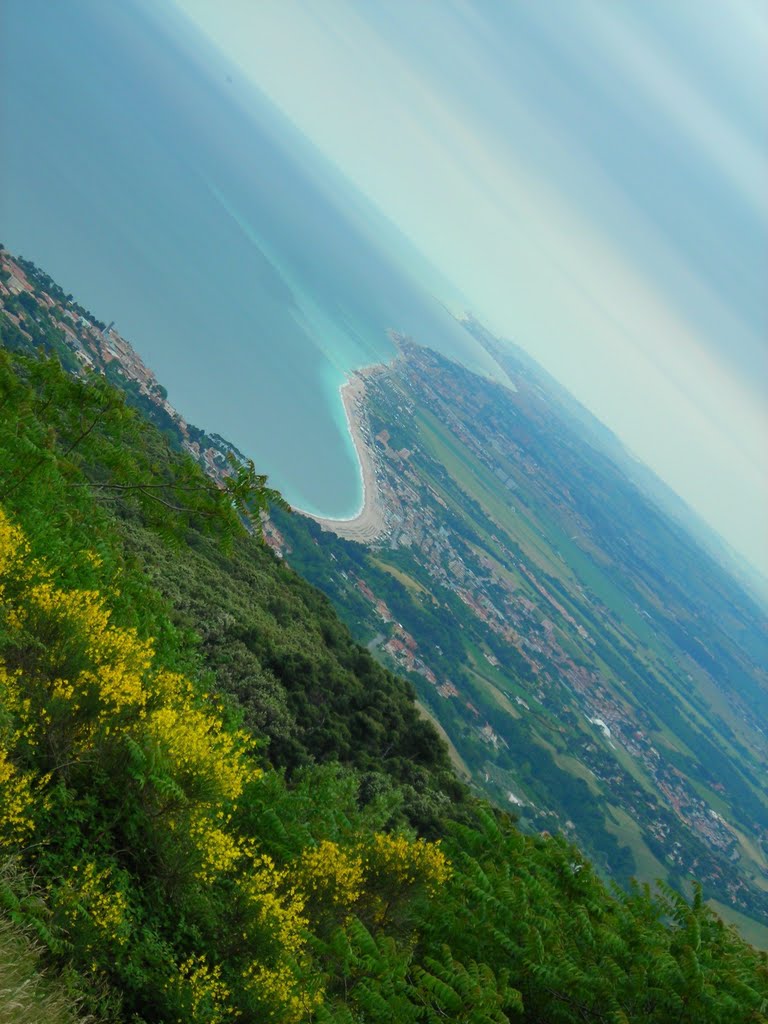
298;371;389;543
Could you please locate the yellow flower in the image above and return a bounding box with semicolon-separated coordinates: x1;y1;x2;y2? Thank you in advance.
186;811;246;882
368;833;452;892
0;509;29;578
299;839;364;906
243;960;322;1024
145;702;259;805
0;746;35;848
171;954;234;1023
59;863;130;948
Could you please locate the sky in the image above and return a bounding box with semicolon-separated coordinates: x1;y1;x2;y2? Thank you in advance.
172;0;768;579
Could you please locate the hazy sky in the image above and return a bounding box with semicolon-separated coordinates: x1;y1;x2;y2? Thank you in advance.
173;0;767;578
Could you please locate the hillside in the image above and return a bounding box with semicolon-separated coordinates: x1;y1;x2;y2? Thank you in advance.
1;250;767;1020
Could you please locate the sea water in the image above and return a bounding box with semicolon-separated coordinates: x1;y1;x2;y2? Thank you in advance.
0;0;499;517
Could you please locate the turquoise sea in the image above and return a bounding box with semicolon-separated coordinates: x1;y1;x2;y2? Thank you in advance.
0;0;499;517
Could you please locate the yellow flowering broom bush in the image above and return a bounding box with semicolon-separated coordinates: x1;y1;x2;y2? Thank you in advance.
0;745;35;850
367;832;452;894
0;504;455;1021
53;861;132;952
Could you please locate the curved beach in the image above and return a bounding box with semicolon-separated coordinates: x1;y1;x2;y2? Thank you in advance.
298;372;389;543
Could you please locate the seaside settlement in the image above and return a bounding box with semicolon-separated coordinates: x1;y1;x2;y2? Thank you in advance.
2;249;762;915
300;340;759;909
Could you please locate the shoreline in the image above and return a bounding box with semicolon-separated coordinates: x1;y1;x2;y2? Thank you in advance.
295;370;389;543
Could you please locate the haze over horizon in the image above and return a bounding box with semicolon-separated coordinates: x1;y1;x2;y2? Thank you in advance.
173;0;768;582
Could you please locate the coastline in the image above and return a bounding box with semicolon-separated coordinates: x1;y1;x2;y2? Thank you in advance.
296;370;389;543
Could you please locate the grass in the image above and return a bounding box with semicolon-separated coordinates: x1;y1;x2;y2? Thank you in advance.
415;407;667;663
730;823;768;876
604;805;670;887
371;557;431;598
465;640;524;701
420;402;669;650
0;915;90;1024
467;667;521;719
415;700;472;779
682;659;767;764
552;752;603;797
607;737;659;799
403;375;768;916
414;409;567;579
707;898;768;952
466;542;521;591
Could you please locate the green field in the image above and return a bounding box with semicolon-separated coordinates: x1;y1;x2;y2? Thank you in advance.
605;805;670;886
415;408;569;579
707;899;768;951
371;556;431;597
416;700;472;779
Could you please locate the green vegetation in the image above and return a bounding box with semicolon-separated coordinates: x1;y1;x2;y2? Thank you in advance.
414;407;566;580
0;910;86;1024
1;325;767;1021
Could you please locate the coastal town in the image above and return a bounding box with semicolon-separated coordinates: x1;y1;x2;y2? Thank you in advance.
3;247;765;918
302;338;765;912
